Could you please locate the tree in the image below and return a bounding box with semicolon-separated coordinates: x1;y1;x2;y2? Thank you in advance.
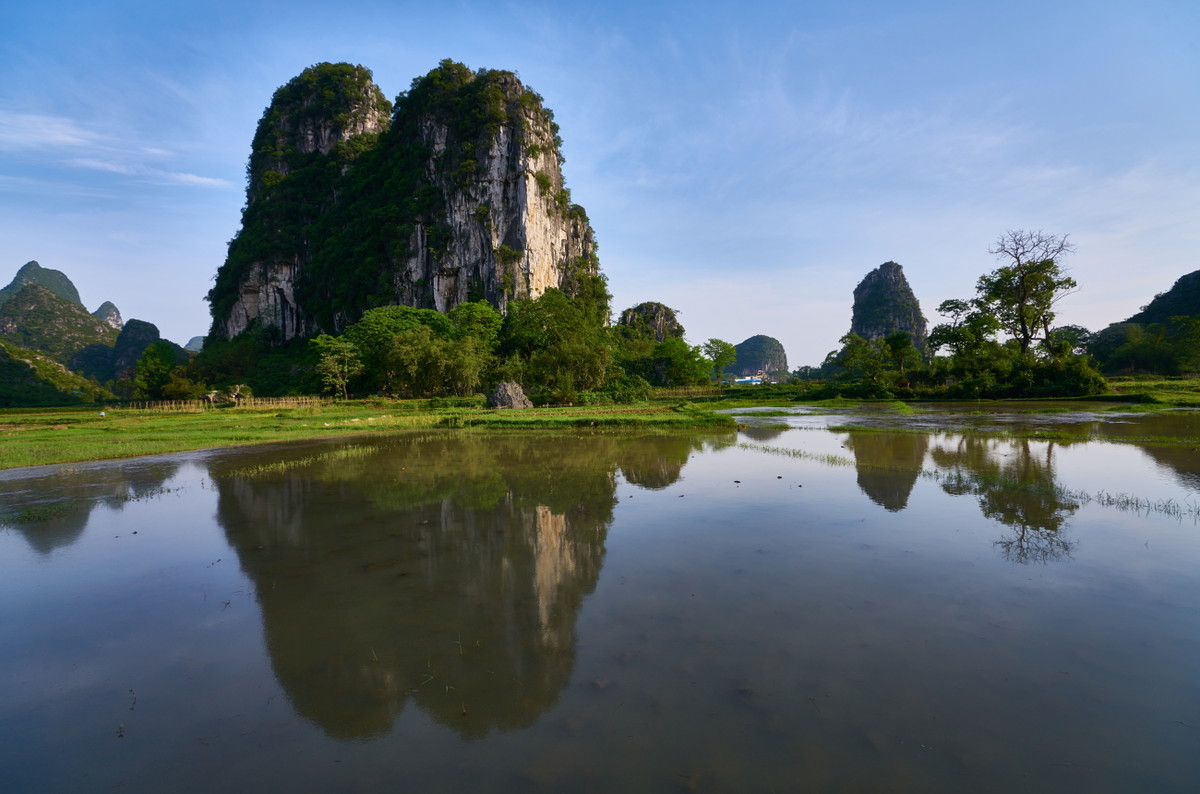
928;298;1001;356
311;335;363;399
701;338;736;382
131;342;178;399
979;230;1078;354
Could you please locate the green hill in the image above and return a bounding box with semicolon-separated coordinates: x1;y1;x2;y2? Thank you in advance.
0;339;113;407
0;284;118;363
0;261;82;308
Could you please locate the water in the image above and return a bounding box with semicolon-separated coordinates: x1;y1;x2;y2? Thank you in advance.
2;412;1199;792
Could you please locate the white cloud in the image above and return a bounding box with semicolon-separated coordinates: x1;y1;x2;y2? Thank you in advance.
0;111;100;150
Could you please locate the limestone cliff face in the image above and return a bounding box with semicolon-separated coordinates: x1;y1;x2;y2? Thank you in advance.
91;301;123;331
849;261;928;352
209;60;599;343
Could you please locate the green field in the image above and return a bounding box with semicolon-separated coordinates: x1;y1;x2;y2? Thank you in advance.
0;400;735;469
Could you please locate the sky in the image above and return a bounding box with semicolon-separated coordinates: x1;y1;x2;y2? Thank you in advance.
2;0;1197;366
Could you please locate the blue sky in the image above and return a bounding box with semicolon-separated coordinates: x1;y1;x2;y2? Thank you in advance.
2;0;1197;365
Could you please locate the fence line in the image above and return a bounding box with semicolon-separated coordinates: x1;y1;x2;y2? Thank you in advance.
118;395;332;412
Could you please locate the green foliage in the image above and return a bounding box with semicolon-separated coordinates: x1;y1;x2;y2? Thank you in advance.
132;342;179;400
499;288;610;403
1092;316;1200;375
701;339;737;382
0;285;118;363
311;335;363;399
0;339;113;407
447;300;502;347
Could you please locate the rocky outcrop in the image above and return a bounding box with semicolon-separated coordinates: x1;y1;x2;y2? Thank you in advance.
488;381;533;409
850;261;928;353
618;302;684;342
91;301;123;330
0;261;82;308
731;335;787;376
209;60;600;344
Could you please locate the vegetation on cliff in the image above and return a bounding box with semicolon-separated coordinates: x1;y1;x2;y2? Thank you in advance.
207;59;600;345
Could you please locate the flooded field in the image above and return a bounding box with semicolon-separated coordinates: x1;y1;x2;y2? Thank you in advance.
2;405;1199;792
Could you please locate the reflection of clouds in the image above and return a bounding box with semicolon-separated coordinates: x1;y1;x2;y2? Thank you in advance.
0;459;181;555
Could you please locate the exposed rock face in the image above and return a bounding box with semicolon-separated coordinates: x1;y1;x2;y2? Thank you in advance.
731;335;787;376
91;301;123;330
618;302;684;342
209;60;600;344
849;261;928;352
0;261;82;308
488;381;533;409
1126;269;1200;324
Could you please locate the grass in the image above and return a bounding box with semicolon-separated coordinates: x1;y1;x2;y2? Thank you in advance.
0;401;735;469
1100;375;1200;406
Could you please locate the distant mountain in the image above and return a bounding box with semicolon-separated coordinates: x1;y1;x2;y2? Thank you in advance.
73;319;187;382
0;261;82;308
0;339;113;407
730;335;788;376
91;301;124;330
0;284;118;363
1125;269;1200;325
184;336;206;352
849;262;928;353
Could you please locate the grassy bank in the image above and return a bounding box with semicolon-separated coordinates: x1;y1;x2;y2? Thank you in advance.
0;401;735;470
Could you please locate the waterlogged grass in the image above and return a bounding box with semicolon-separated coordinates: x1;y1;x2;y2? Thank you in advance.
739;441;1200;520
0;402;734;469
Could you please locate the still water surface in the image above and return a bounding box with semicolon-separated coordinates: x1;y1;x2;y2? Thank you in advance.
2;410;1199;792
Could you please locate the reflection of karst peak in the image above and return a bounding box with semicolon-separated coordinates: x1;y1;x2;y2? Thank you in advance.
210;433;641;740
843;431;928;512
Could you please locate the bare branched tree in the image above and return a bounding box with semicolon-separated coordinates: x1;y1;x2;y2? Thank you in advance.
978;229;1079;354
988;229;1076;268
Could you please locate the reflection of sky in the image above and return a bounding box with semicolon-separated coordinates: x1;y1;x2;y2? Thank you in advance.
4;431;1200;790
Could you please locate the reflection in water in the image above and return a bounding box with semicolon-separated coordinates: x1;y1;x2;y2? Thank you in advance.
738;424;789;442
207;432;704;739
0;459;181;554
930;436;1079;563
843;431;929;511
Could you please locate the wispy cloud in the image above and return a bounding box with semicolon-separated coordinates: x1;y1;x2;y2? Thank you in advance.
0;111;100;150
3;113;232;189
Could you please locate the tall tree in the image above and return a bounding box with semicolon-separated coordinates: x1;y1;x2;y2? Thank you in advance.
979;230;1078;355
701;338;736;382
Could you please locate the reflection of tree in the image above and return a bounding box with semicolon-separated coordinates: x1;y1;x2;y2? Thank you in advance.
739;425;789;443
843;431;928;512
209;433;695;741
0;459;181;554
930;435;1078;564
615;433;709;489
